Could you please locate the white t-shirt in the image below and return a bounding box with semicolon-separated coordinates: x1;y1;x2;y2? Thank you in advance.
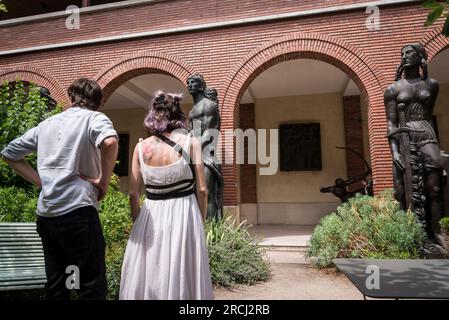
1;106;118;217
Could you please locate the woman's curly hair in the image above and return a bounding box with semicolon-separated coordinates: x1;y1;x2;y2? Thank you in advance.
144;91;187;134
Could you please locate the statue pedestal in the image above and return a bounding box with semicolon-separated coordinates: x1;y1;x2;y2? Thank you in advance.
422;240;449;259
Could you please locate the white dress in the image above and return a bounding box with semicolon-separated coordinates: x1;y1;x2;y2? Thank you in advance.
119;134;214;300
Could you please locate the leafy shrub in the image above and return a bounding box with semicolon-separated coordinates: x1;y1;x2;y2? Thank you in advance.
206;215;271;286
104;242;127;300
98;174;132;300
440;217;449;233
0;186;38;222
306;190;426;268
0;80;62;190
99;175;132;248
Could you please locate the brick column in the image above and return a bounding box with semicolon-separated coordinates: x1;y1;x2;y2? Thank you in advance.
342;95;367;186
239;103;257;204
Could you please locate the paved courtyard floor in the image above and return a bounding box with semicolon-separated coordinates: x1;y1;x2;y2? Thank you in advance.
214;224;363;300
213;263;363;300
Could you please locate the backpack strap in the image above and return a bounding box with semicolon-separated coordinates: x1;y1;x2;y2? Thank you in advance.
154;132;196;181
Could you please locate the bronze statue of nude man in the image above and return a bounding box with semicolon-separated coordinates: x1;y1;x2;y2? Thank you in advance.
187;74;224;219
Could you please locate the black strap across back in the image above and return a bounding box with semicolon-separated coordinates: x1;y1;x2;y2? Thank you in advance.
144;133;196;200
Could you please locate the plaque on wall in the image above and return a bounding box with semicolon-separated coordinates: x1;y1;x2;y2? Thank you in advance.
114;133;129;177
279;123;322;171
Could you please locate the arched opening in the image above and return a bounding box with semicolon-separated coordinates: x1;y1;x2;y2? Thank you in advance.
101;72;193;191
236;59;370;227
0;68;68;105
428;46;449;153
1;80;57;109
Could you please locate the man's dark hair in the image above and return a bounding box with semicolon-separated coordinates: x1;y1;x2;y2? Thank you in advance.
67;78;103;110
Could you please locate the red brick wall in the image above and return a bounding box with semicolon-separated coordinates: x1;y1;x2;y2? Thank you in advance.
0;0;370;52
1;1;449;205
238;103;257;204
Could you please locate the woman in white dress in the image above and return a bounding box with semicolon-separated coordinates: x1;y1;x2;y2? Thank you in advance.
119;91;214;300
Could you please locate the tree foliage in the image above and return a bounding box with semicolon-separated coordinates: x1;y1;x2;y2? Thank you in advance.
423;0;449;36
0;80;62;189
0;1;7;13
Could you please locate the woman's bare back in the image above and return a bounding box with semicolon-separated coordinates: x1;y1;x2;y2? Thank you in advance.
140;132;190;167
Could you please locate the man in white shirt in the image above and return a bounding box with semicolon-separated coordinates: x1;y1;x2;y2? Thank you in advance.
1;78;118;300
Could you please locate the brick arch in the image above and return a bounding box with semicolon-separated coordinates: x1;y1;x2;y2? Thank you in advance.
0;66;68;105
95;51;196;103
221;33;389;203
419;25;449;60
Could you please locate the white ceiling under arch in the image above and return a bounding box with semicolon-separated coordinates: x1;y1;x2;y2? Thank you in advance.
103;59;368;110
429;48;449;84
103;73;192;110
240;59;361;104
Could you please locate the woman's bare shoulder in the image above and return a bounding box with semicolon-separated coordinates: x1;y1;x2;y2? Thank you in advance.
138;136;158;155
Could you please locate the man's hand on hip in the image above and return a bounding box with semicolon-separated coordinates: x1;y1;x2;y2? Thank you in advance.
81;174;109;201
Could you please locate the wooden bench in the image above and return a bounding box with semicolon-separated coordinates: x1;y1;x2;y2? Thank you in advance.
0;223;47;291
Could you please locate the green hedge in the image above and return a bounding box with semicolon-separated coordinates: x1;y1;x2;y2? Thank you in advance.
98;175;132;300
306;190;426;268
0;187;38;222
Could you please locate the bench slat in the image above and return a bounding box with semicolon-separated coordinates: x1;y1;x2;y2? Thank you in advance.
0;284;45;291
0;273;46;281
0;264;45;270
0;242;44;246
0;224;37;226
0;275;46;281
0;234;39;237
0;279;46;287
0;236;41;240
0;255;44;265
0;248;43;253
0;257;45;268
0;252;43;257
0;222;48;290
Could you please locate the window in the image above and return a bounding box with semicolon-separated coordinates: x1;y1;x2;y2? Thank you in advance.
279;123;322;171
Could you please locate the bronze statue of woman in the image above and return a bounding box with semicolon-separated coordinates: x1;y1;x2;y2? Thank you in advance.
384;43;444;246
187;74;224;219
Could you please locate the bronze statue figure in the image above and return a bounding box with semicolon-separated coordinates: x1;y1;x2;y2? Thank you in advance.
384;43;448;255
187;74;224;219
